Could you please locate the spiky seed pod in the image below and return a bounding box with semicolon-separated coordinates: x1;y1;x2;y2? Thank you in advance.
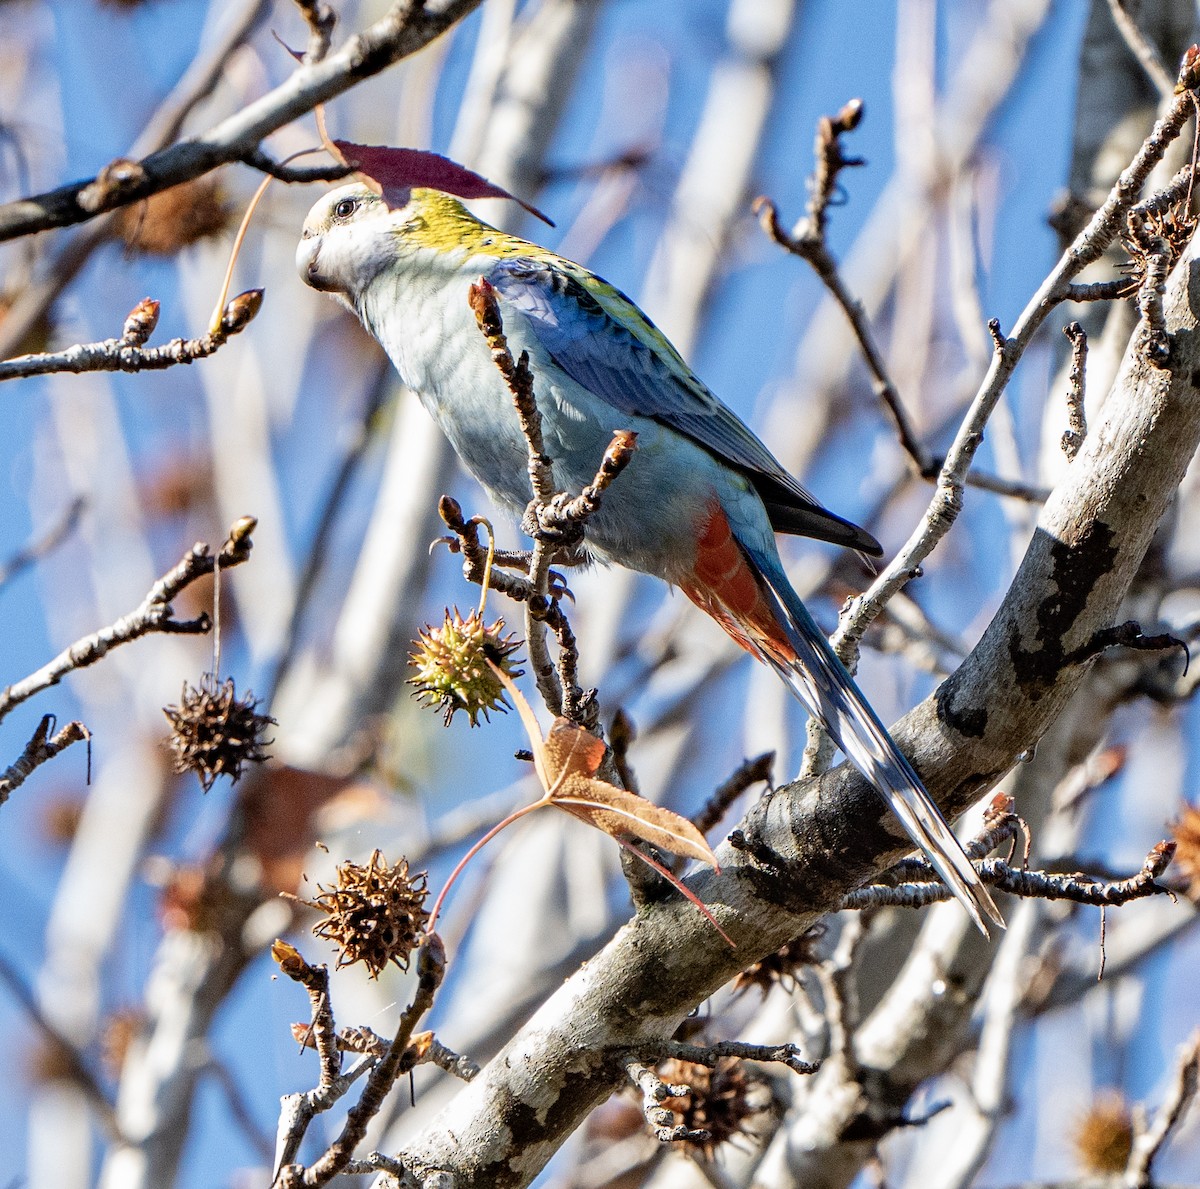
656;1057;771;1160
117;175;232;255
733;924;827;996
163;674;275;792
308;850;429;979
409;608;523;726
1171;803;1200;901
1072;1091;1134;1175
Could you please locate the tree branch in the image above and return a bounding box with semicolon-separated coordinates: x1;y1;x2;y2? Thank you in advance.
388;133;1200;1187
0;518;256;724
0;293;262;382
0;0;483;242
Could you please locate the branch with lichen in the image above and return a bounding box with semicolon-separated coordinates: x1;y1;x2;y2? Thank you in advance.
0;517;256;726
0;293;261;382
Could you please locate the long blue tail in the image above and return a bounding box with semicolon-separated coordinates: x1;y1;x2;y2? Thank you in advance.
744;546;1004;935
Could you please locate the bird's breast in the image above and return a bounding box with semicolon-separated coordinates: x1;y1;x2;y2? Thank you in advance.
357;262;769;583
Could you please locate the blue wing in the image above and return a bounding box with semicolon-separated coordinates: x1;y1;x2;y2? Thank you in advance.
487;256;880;555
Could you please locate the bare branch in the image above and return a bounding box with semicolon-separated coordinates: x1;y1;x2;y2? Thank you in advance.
296;935;446;1186
691;752;775;838
0;951;117;1135
292;0;338;65
1062;321;1089;460
1105;0;1175;99
642;1039;818;1077
0;518;256;724
0;293;262;382
0;496;85;590
0;716;89;809
465;278;635;725
0;0;483;241
626;1060;707;1144
831;76;1200;665
1124;1029;1200;1188
843;842;1175;912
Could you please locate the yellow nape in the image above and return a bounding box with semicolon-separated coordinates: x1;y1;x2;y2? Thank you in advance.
403;189;549;259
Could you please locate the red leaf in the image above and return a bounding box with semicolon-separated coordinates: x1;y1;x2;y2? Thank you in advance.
334;141;554;226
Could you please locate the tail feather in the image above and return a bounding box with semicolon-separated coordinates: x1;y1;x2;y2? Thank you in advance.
753;570;1002;934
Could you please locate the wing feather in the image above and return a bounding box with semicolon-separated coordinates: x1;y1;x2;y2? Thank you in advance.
488;258;881;555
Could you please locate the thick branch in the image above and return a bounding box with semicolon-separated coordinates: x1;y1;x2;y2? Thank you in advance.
0;0;482;241
391;192;1200;1188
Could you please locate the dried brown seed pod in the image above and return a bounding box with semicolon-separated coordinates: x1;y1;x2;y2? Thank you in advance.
1071;1091;1134;1175
117;175;232;255
733;925;826;996
656;1057;773;1160
306;850;429;979
1171;802;1200;901
163;674;275;792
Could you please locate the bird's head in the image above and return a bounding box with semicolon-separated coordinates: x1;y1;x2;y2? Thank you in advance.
298;143;552;304
296;182;512;304
297;182;404;301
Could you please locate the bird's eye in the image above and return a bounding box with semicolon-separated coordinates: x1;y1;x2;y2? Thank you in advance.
333;197;358;221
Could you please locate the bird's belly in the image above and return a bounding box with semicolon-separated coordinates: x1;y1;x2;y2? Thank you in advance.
363;277;763;582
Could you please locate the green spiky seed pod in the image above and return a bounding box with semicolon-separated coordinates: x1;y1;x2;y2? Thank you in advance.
408;608;523;726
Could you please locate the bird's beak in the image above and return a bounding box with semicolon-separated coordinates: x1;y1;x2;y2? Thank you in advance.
296;234;338;293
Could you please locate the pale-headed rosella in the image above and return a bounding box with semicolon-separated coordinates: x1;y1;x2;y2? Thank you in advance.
296;150;1002;935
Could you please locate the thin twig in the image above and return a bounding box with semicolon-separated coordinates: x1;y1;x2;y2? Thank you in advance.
275;944;342;1092
609;708;640;796
0;497;85;590
829;73;1200;667
0;293;261;382
0;518;256;724
691;752;774;838
0;0;272;360
238;150;353;185
266;362;393;708
291;1024;479;1082
292;0;337;63
204;1057;275;1161
644;1039;817;1077
1062;322;1088;460
297;935;446;1186
0;0;483;242
625;1060;708;1144
465;279;636;725
815;915;865;1071
844;841;1175;911
0;951;118;1136
1124;1029;1200;1188
0;716;90;808
1106;0;1175;100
